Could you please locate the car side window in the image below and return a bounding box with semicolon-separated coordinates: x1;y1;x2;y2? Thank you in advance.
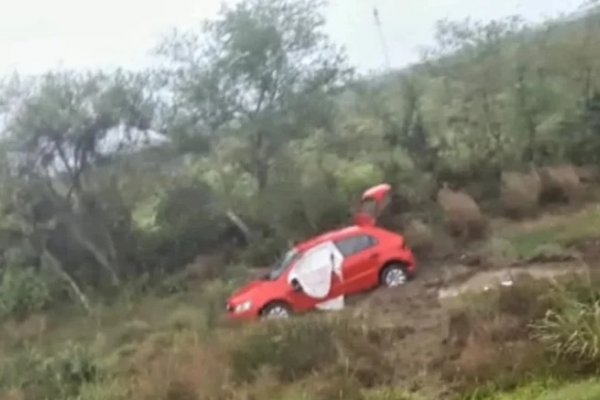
335;235;377;257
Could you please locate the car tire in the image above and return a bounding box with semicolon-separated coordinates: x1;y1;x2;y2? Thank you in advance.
380;263;409;288
260;302;293;320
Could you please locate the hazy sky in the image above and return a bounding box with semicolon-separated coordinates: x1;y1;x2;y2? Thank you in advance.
0;0;583;76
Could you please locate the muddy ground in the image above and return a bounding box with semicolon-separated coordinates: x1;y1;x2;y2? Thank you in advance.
341;250;593;398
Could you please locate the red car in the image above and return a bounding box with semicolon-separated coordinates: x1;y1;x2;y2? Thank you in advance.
226;184;417;320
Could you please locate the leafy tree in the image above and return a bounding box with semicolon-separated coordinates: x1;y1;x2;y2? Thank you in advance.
0;71;157;290
159;0;350;192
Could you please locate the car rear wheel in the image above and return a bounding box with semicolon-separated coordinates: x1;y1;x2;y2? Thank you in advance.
380;263;408;288
260;302;292;320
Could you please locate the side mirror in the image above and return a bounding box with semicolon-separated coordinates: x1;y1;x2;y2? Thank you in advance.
291;279;303;293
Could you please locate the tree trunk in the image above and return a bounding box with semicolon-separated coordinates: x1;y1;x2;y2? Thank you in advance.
252;130;270;192
42;249;91;313
256;161;269;193
225;210;252;243
62;214;121;287
516;67;538;164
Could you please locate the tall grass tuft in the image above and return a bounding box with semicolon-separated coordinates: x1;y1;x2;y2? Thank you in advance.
532;299;600;369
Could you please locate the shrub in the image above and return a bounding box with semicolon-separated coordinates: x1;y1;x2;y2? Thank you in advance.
2;314;48;345
182;253;225;282
447;337;545;389
532;298;600;370
228;315;397;389
501;170;541;218
126;335;226;400
41;342;100;398
437;185;487;241
458;276;555;322
113;319;152;346
494;277;555;321
403;219;434;256
479;237;518;268
0;266;52;320
0;342;101;399
539;165;583;204
575;165;600;184
200;279;236;330
166;306;206;333
445;311;550;390
229;317;338;383
137;181;231;275
240;234;289;266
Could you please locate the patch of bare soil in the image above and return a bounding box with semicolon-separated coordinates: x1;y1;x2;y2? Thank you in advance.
438;262;587;300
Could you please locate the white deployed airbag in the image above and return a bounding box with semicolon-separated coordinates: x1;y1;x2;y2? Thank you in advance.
287;241;344;299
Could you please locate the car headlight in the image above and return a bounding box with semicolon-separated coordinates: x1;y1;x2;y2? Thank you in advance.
234;300;253;314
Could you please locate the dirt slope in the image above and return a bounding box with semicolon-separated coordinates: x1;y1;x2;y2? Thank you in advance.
343;256;590;398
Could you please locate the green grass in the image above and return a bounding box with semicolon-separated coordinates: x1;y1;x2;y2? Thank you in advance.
5;206;600;400
503;205;600;260
473;379;600;400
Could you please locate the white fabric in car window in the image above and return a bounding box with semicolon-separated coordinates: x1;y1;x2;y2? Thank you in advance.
288;241;344;299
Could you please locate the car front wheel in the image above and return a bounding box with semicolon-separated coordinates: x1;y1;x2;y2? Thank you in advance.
260;302;292;320
380;263;408;288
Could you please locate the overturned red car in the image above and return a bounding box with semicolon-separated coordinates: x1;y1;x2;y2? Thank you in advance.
226;184;417;320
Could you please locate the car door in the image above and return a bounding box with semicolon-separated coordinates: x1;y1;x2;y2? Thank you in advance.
335;234;380;294
287;241;344;311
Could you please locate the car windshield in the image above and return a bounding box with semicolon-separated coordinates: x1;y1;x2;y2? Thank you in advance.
266;249;300;281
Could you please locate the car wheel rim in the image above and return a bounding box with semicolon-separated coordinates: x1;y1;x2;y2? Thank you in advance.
265;306;290;319
385;268;407;287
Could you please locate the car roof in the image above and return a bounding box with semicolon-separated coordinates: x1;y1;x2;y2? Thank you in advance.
295;225;367;252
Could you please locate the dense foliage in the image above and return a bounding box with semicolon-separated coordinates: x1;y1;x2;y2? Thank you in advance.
0;0;600;313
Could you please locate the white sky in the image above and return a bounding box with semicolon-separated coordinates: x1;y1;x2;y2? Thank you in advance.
0;0;583;77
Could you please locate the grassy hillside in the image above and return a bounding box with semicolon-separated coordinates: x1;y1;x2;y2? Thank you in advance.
2;0;600;399
1;203;600;399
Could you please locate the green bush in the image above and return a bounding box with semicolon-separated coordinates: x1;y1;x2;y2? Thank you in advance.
136;181;231;275
112;319;152;346
0;342;101;399
41;342;100;398
457;275;554;322
166;306;207;333
532;298;600;370
228;315;396;386
229;317;338;383
201;279;235;330
240;234;289;266
0;266;52;320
